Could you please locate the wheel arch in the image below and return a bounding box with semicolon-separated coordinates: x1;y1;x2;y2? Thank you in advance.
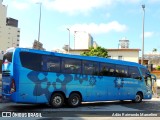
69;91;82;100
136;91;144;99
50;91;66;100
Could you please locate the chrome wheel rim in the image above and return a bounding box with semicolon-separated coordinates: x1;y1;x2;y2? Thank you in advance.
135;95;141;102
71;96;79;105
53;96;62;106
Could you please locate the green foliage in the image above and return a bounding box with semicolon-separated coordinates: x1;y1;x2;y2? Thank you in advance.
152;48;157;52
156;66;160;71
81;46;108;58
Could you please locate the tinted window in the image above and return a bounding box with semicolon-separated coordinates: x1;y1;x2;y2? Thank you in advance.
140;68;150;79
100;63;115;76
83;61;99;75
3;52;13;63
62;58;81;74
20;52;42;71
42;55;60;72
0;60;2;73
115;65;128;77
128;67;141;80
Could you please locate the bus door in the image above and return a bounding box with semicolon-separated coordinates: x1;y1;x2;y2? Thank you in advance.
150;74;156;94
145;73;156;95
145;75;152;94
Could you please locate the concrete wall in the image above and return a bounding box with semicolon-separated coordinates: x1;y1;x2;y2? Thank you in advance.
157;79;160;87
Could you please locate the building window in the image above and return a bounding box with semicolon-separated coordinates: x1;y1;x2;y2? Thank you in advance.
118;56;123;60
108;56;111;58
17;44;19;46
17;35;20;37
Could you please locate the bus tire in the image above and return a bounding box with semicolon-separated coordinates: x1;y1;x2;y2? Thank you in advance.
50;93;64;108
132;93;142;103
68;93;81;107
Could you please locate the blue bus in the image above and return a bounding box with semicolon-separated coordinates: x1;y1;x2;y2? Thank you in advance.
2;47;156;108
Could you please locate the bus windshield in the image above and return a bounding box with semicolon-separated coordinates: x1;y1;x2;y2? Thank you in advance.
3;52;13;63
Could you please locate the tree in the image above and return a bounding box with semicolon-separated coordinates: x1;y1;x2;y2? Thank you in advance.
156;66;160;71
81;46;108;58
152;48;157;53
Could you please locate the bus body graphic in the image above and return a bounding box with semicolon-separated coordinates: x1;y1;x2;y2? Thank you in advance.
2;48;156;107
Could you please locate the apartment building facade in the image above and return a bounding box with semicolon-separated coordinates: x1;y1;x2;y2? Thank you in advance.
0;1;20;53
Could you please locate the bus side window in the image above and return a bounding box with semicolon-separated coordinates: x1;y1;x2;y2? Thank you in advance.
128;67;141;80
99;63;109;76
42;55;60;73
82;61;99;75
115;65;128;77
20;52;42;71
62;58;81;74
99;63;115;76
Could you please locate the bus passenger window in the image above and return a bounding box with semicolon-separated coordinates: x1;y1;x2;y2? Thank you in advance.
82;61;99;75
99;63;115;76
20;52;42;71
62;58;81;74
128;67;141;80
115;65;128;77
42;56;60;73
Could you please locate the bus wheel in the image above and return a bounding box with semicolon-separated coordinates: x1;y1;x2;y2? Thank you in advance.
68;93;81;107
50;93;64;108
132;93;142;103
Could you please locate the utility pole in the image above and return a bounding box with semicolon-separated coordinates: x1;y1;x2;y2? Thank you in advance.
67;28;70;53
37;2;42;50
141;4;145;65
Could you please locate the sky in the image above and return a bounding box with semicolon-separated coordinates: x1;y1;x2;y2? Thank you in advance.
2;0;160;54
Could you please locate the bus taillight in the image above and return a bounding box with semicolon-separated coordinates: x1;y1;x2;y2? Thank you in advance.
10;79;16;93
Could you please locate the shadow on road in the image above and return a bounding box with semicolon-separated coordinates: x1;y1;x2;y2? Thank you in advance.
0;100;153;111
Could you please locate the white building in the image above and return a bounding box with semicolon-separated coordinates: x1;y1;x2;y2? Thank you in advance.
107;48;140;62
67;38;140;63
74;31;94;49
68;48;140;63
0;1;20;53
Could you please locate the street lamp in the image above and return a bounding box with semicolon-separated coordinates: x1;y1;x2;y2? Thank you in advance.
37;2;42;49
67;28;70;53
141;4;145;65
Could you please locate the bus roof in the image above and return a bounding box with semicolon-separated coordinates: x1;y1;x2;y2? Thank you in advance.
15;47;145;68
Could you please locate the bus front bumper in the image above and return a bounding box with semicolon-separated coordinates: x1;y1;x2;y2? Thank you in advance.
2;93;14;102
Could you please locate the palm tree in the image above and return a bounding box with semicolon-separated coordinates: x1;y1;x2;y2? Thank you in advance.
152;48;157;53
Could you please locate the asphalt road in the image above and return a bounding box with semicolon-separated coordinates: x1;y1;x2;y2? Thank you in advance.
0;99;160;116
